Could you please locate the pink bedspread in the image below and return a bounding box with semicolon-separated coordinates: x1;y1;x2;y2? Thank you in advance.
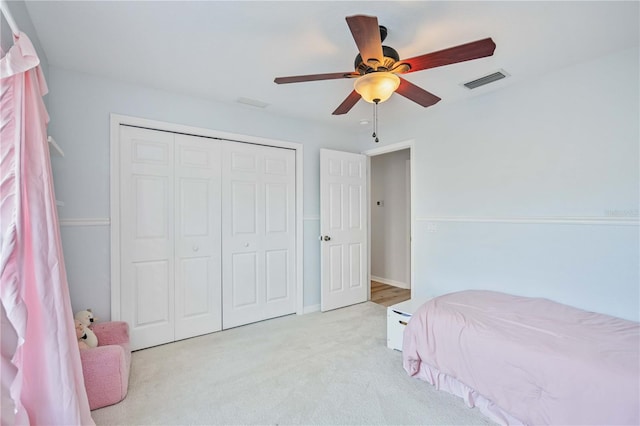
403;290;640;425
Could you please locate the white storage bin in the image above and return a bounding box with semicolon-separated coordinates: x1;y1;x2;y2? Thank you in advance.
386;298;431;351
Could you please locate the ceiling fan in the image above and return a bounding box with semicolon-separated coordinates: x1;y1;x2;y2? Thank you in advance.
274;15;496;115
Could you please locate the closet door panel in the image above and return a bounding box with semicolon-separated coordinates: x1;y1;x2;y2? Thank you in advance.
231;182;257;234
134;260;170;325
222;142;295;329
266;249;288;301
179;257;210;315
231;252;258;307
174;134;222;340
120;126;175;350
265;183;288;233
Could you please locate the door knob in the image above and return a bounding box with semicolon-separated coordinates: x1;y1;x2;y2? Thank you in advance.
323;235;331;241
192;245;199;252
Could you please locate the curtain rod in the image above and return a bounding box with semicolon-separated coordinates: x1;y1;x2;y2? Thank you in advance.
0;0;20;36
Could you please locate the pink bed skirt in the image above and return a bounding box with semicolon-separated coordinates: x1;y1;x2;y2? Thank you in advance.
413;360;524;426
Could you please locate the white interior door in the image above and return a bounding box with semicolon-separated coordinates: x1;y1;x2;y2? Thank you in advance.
120;126;175;350
174;134;222;340
320;149;367;311
221;141;296;329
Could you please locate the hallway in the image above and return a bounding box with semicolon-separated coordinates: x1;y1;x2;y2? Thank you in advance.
370;281;410;307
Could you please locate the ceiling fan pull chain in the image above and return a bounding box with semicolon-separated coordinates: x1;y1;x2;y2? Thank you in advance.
371;102;376;139
373;101;379;143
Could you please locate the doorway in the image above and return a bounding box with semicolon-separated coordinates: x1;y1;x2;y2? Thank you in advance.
365;141;413;307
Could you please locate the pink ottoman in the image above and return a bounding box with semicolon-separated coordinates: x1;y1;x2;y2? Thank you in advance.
79;321;131;410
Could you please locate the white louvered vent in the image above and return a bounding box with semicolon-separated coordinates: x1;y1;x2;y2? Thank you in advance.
237;97;269;108
463;70;509;89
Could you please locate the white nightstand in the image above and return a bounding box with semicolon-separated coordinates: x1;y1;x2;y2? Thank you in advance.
387;298;431;351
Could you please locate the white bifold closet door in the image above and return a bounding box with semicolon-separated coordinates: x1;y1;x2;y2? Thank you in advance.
221;142;296;329
173;134;222;341
120;126;222;350
118;126;295;350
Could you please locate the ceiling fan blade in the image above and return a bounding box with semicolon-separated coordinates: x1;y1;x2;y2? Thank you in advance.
395;77;441;108
346;15;384;67
275;72;359;84
397;38;496;74
332;90;361;115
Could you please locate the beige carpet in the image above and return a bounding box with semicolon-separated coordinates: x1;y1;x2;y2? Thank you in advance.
92;302;493;425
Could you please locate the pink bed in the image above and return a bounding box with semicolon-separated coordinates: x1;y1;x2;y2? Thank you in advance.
403;290;640;425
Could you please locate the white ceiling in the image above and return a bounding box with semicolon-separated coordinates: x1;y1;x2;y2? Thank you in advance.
24;1;640;131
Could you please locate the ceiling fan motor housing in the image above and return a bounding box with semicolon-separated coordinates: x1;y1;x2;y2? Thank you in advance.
354;45;400;74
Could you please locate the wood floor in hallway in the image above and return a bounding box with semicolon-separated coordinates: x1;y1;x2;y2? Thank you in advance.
370;281;410;307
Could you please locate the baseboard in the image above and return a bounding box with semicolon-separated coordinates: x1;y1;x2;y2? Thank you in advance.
303;304;320;314
371;276;410;290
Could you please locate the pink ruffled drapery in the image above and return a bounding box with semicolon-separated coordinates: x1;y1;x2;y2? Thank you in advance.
0;33;94;425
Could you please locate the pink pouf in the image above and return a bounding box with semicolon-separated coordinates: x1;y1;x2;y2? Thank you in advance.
79;321;131;410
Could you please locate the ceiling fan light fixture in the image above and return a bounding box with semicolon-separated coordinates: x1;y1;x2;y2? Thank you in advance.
354;72;400;104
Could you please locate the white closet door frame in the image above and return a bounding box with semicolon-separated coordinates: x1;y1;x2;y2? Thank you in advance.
110;114;304;321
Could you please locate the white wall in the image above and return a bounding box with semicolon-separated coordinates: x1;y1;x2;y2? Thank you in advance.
46;66;358;320
360;47;639;321
47;44;639;322
370;149;410;287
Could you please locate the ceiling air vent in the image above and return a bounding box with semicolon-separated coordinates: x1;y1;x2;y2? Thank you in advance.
237;97;269;108
463;70;509;89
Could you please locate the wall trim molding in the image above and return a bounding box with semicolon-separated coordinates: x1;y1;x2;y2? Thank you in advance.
371;276;410;290
59;218;111;227
416;216;639;226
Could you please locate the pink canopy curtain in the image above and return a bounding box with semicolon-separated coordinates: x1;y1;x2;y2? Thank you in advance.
0;33;94;425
